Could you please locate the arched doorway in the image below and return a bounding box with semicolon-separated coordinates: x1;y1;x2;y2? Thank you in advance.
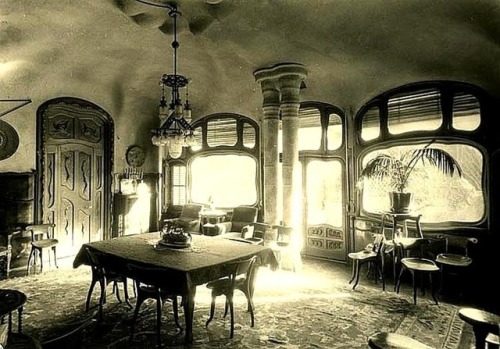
36;97;114;258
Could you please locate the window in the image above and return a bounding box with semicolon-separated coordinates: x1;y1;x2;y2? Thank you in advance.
242;122;256;148
298;107;321;150
360;143;484;223
171;165;186;205
327;113;343;150
207;118;237;147
190;154;258;207
452;92;481;131
388;89;442;134
361;105;380;141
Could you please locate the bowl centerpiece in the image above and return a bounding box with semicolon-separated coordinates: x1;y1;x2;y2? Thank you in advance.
160;221;192;247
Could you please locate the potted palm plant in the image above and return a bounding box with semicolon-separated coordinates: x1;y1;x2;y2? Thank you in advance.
359;141;462;213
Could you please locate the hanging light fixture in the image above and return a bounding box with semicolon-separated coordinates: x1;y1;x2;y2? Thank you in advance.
141;1;197;158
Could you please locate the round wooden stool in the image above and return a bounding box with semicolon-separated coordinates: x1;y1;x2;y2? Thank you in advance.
458;308;500;349
368;332;435;349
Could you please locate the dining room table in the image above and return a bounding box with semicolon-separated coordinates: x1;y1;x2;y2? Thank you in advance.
72;232;278;344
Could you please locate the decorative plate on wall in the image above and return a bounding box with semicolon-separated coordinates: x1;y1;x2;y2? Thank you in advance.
126;145;146;167
0;120;20;161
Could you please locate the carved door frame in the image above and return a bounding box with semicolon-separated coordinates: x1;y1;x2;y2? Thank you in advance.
35;97;114;244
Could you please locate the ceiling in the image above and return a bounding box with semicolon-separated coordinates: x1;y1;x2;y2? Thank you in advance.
2;0;500;126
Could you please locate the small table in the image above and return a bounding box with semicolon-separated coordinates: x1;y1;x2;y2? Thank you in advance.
368;332;435;348
6;333;42;349
458;307;500;349
0;289;27;334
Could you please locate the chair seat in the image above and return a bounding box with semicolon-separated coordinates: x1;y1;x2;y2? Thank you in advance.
31;239;59;249
401;258;439;272
348;250;377;260
435;253;472;267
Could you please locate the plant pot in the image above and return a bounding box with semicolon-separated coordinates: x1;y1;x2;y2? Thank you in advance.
389;192;413;213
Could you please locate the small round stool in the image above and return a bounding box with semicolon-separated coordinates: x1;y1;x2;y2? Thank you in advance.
458;308;500;349
368;332;435;349
0;289;27;333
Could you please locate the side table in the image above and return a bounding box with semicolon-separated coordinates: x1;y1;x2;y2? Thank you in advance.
458;307;500;349
0;289;27;334
199;210;226;235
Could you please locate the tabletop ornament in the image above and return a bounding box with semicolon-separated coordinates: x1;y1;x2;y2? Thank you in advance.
160;220;192;248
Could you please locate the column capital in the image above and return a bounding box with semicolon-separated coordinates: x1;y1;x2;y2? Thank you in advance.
253;62;308;84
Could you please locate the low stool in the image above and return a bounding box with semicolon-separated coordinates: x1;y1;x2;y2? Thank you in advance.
458;307;500;349
368;332;435;349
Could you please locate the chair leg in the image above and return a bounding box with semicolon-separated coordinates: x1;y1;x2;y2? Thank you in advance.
156;293;162;348
130;284;145;341
39;249;44;273
172;296;182;330
411;271;417;305
352;261;361;290
98;278;106;320
376;264;386;292
223;298;229;318
53;246;58;268
206;294;216;327
396;265;405;293
113;281;122;303
430;273;438;305
123;279;133;309
349;260;356;284
26;248;35;275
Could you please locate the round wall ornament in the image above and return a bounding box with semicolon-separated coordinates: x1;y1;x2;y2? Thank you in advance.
126;145;146;167
0;120;20;161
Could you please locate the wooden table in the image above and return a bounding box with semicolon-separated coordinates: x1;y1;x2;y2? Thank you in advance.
0;289;27;333
73;232;277;344
458;307;500;349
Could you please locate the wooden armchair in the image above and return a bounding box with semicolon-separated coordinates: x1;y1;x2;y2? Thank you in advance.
215;206;258;237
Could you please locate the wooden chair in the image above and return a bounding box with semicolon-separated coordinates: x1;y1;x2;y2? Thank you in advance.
41;317;97;349
395;238;441;305
348;233;386;291
435;235;478;298
127;263;183;347
84;247;132;320
270;225;301;272
25;223;58;275
205;255;258;338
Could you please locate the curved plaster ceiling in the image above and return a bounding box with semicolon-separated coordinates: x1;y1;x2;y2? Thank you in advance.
2;0;500;125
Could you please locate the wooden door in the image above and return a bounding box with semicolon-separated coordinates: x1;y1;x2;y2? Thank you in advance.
38;99;112;258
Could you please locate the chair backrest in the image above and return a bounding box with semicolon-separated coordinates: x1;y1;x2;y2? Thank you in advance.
179;203;204;221
230;206;258;233
436;234;478;257
42;317;97;349
127;262;179;293
25;223;56;241
226;255;258;285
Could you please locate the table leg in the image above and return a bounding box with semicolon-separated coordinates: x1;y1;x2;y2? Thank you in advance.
472;327;488;349
17;306;23;333
183;285;197;343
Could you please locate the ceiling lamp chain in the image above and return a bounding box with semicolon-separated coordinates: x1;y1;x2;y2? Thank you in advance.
143;1;197;158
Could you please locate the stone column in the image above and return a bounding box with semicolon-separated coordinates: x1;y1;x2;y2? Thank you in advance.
254;76;281;225
279;73;305;227
254;63;307;228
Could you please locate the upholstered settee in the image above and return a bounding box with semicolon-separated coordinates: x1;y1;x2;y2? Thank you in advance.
163;203;204;234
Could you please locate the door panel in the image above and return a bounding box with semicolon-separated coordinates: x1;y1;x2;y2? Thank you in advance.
304;159;346;261
40;99;110;258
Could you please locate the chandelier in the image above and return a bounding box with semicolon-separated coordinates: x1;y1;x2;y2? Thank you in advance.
142;1;197;158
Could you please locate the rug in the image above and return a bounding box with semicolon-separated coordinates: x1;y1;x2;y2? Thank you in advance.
0;263;473;348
